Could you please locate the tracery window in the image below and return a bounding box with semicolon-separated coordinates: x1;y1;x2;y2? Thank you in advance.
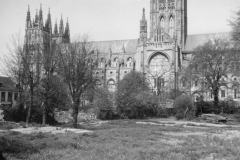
113;58;118;68
160;17;165;29
221;90;225;98
108;80;116;92
148;53;170;89
127;57;132;67
233;86;238;99
98;58;105;68
181;77;186;87
169;16;174;38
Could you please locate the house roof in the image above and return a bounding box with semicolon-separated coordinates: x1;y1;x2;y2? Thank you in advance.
184;32;230;51
0;77;17;92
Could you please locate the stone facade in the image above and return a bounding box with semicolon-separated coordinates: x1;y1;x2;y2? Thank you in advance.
23;1;240;104
94;0;240;104
96;0;187;95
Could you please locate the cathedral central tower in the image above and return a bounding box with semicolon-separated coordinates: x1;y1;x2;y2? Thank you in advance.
150;0;187;48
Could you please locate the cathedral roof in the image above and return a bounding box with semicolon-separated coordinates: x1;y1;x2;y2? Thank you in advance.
184;32;230;51
93;32;230;54
93;39;138;53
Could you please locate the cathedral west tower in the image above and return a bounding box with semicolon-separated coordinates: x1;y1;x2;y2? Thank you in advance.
136;0;187;95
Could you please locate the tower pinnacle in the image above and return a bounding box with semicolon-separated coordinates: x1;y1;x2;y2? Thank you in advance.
59;14;64;36
54;18;58;35
142;8;145;21
26;5;31;28
139;8;147;44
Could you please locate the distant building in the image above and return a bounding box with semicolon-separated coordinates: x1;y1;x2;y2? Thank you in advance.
0;77;19;107
23;1;240;103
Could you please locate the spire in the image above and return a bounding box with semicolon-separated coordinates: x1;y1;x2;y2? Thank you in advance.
35;9;39;23
26;5;30;21
38;4;43;28
142;8;146;21
26;5;31;28
65;17;69;34
39;4;43;20
59;14;64;36
139;8;148;45
46;7;52;33
54;19;58;35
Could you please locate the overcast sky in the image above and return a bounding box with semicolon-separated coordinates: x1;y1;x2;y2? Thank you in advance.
0;0;240;75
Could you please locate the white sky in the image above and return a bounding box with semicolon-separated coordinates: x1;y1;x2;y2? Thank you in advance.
0;0;240;75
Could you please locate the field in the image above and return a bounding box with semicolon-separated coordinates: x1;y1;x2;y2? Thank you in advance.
1;120;240;160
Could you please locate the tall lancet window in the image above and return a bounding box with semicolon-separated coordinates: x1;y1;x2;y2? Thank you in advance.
160;17;165;29
169;16;174;38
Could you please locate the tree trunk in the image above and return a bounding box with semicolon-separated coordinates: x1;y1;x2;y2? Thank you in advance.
26;84;33;124
213;88;219;108
73;101;79;128
42;102;46;125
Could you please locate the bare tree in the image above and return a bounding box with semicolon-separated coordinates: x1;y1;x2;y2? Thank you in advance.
23;42;43;124
38;41;58;125
189;38;237;109
2;32;25;93
57;35;98;128
3;32;43;124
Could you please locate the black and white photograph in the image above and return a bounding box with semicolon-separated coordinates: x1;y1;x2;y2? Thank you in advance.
0;0;240;159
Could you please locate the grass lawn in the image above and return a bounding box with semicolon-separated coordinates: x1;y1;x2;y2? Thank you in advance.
1;120;240;160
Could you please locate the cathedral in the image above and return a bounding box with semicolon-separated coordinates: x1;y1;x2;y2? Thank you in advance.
24;1;239;103
94;0;237;103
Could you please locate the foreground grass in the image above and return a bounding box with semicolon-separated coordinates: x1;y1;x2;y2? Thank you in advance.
1;120;240;160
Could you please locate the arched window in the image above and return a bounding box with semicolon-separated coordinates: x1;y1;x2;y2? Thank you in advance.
181;77;186;87
127;57;132;67
220;86;227;98
169;16;174;38
233;86;238;99
160;17;165;29
192;77;198;87
148;53;170;90
98;58;105;68
194;80;198;87
112;58;118;68
108;80;116;92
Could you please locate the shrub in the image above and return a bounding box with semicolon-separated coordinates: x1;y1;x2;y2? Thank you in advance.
94;88;117;120
134;91;159;118
2;104;26;122
173;95;194;120
156;107;168;118
195;98;240;115
116;71;152;119
2;103;58;125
